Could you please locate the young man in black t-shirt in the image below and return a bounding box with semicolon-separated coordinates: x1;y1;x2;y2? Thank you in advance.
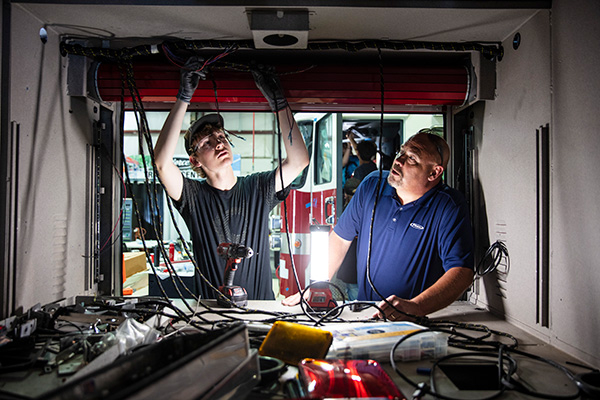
154;60;309;300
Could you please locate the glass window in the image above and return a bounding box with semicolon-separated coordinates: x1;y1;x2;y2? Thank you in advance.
315;114;333;185
291;119;313;189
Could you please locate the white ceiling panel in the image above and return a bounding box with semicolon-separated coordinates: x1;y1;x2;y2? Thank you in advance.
16;3;540;47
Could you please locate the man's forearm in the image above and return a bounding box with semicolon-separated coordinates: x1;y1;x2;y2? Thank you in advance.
274;107;309;190
155;100;188;168
279;107;309;169
154;100;188;201
410;267;474;315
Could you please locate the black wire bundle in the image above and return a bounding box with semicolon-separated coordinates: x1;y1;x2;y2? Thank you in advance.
477;240;510;277
60;39;503;63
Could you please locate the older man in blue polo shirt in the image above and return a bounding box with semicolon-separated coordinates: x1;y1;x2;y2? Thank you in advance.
283;131;474;321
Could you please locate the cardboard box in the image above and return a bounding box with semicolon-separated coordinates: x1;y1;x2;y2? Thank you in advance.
148;261;197;298
123;252;147;279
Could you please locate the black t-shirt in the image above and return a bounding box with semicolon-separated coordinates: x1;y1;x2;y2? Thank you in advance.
174;170;289;300
352;161;377;181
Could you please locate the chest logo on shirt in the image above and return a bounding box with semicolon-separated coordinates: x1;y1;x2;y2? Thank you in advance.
410;222;425;230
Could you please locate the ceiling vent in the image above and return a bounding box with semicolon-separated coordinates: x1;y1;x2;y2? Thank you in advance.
249;9;309;49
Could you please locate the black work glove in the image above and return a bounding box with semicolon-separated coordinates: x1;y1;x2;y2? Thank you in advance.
176;57;205;103
251;66;288;112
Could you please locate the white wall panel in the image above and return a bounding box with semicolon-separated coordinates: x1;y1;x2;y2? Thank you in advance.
474;1;600;367
549;0;600;366
11;6;92;310
475;10;552;333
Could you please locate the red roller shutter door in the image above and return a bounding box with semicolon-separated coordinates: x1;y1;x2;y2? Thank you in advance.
95;60;469;110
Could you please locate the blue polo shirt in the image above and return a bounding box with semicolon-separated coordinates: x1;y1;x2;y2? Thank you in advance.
334;171;474;301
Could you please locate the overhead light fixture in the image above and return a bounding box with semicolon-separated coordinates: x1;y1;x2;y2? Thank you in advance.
249;9;309;49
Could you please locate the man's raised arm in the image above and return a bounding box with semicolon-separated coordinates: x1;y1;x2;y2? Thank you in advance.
154;100;187;201
274;107;310;191
154;58;204;201
251;68;309;192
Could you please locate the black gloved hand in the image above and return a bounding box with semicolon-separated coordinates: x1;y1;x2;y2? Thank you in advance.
176;57;205;103
251;66;288;112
